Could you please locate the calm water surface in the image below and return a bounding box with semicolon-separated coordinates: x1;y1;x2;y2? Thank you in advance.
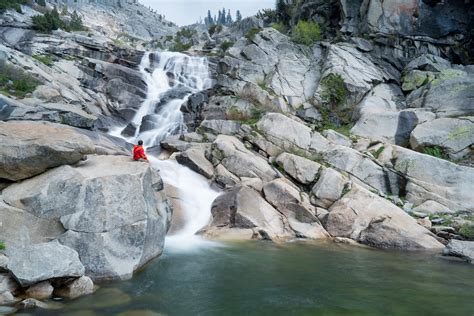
35;241;474;316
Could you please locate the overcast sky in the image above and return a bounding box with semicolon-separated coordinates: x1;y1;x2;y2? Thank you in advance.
139;0;275;26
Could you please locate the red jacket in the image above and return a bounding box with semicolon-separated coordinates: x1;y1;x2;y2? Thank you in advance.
133;145;148;161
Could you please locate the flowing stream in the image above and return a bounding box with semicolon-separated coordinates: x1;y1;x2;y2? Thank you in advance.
111;51;219;249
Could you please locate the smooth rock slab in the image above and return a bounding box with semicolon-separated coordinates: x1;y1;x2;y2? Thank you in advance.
176;148;214;179
211;135;278;182
326;185;444;250
410;117;474;160
206;186;291;240
0;121;95;181
7;240;84;287
311;168;348;208
275;153;322;185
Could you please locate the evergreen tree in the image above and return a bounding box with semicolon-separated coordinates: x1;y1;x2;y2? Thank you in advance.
276;0;291;24
226;9;233;25
236;10;242;22
205;9;214;25
220;8;226;24
69;10;85;31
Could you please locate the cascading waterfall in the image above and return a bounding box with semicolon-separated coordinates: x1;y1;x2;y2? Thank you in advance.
112;52;219;250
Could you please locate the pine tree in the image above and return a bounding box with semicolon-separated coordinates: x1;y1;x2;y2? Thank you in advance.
236;10;242;22
220;8;226;24
205;9;214;25
226;9;233;25
69;10;85;31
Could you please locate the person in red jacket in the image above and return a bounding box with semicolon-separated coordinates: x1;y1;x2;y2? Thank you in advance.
133;140;148;161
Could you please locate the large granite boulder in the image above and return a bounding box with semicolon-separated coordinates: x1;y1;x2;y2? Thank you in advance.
311;168;348;208
0;121;95;181
325;185;444;250
275;152;322;185
262;179;329;239
210;135;278;182
443;240;474;264
2;155;171;281
324;145;404;196
410;117;474;160
408;70;474;117
7;241;84;287
256;113;329;153
393;146;474;211
175;148;214;179
350;83;431;145
204;186;291;240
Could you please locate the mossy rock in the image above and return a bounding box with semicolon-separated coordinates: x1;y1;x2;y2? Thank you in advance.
401;70;435;92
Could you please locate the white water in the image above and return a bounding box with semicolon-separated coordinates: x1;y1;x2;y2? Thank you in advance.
112;52;219;251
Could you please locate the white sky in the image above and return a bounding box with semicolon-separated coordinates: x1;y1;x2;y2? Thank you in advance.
139;0;275;26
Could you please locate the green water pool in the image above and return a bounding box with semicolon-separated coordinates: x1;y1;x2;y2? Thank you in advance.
34;240;474;316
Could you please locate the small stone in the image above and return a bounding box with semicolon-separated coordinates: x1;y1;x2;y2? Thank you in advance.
0;291;19;305
412;211;428;218
431;218;444;225
403;201;414;213
16;298;64;310
25;281;54;300
431;226;456;234
54;276;95;299
417;217;432;229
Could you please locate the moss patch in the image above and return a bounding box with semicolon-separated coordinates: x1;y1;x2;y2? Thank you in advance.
459;224;474;239
0;60;40;98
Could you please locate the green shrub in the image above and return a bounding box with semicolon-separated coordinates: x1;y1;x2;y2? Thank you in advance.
69;10;86;31
220;40;234;52
176;27;196;39
317;105;352;136
32;8;66;32
292;20;321;45
36;0;46;6
33;54;53;66
423;146;449;160
0;60;40;98
271;22;287;34
321;73;347;107
459;224;474;240
372;146;385;159
256;8;277;22
32;8;86;33
208;24;222;36
0;0;27;13
170;40;191;52
0;241;4;250
245;27;262;41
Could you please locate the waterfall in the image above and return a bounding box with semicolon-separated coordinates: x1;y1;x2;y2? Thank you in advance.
112;52;219;250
